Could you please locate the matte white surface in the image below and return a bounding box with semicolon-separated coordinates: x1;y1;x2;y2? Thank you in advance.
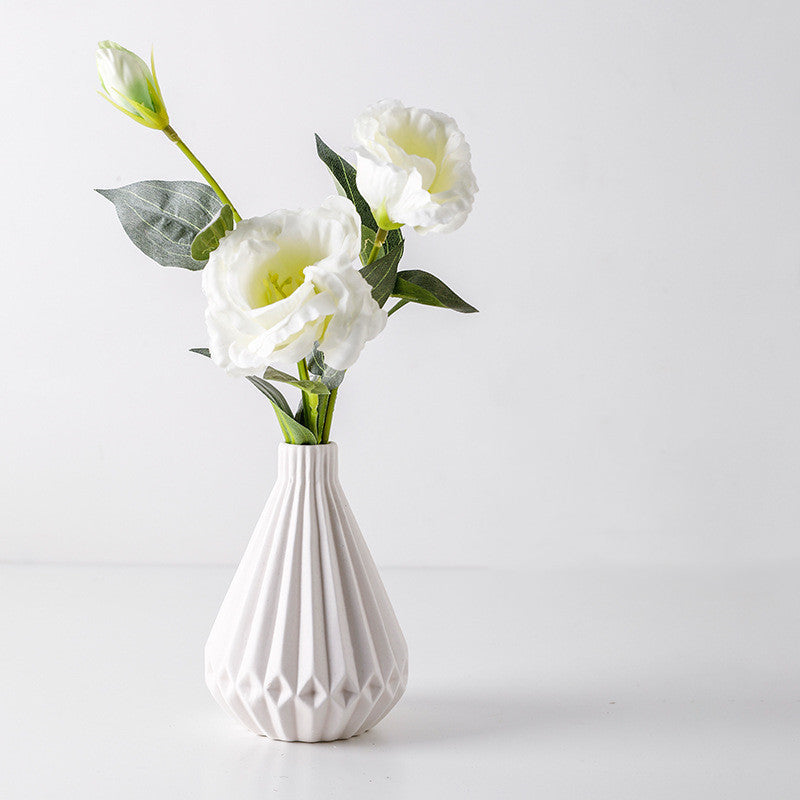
3;0;800;568
1;562;798;799
205;444;408;740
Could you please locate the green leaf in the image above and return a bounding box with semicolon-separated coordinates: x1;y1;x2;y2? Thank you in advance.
246;376;292;415
190;204;234;261
385;227;404;253
96;180;223;270
262;366;329;440
314;392;329;441
308;342;346;389
262;367;329;395
189;352;321;443
294;394;327;441
305;392;320;439
271;403;319;445
314;135;405;257
360;241;404;307
392;270;478;313
315;135;376;232
247;376;318;444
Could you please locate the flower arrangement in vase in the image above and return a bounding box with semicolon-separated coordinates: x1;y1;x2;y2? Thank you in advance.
95;40;478;741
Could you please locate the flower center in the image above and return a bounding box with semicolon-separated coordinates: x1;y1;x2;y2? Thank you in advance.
262;271;298;303
246;241;323;309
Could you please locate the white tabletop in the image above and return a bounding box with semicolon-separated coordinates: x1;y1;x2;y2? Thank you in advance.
1;562;798;798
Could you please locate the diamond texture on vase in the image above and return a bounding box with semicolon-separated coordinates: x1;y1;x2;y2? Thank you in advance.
204;443;408;741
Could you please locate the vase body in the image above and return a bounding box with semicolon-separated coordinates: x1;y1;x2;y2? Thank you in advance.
204;443;408;742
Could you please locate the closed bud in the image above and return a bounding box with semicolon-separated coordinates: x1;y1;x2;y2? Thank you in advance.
96;40;169;130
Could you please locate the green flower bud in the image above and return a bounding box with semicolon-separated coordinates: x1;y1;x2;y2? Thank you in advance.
96;40;169;130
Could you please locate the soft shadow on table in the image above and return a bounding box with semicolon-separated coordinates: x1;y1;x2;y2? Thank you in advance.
195;689;586;750
355;689;584;746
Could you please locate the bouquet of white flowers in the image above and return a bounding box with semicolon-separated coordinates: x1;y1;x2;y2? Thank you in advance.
96;41;478;445
96;40;481;741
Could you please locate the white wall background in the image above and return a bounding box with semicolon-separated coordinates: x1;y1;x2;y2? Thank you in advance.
2;0;799;569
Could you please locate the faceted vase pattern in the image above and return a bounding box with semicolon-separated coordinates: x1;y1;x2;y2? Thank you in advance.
205;443;409;742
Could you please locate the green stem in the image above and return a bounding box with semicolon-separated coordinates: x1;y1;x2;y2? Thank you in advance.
365;228;388;265
317;227;386;443
297;359;317;440
163;125;242;222
321;387;338;444
387;299;410;317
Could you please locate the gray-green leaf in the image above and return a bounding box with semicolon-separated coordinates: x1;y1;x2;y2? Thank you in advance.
314;135;405;255
190;204;234;261
315;135;375;232
392;270;478;313
246;376;292;416
96;180;223;270
246;376;318;444
190;347;211;358
262;367;330;396
360;242;404;307
308;343;346;389
314;392;329;441
270;403;319;445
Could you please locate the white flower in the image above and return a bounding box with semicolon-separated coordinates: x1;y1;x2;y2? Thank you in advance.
202;196;386;376
96;40;169;130
354;100;478;235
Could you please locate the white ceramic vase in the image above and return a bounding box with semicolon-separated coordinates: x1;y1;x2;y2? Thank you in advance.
205;443;408;742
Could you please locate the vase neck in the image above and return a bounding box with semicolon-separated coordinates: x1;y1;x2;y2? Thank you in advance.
276;443;338;483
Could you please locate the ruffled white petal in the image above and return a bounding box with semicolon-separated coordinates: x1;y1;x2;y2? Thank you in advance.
202;197;384;376
355;153;432;230
353;100;478;234
305;265;387;370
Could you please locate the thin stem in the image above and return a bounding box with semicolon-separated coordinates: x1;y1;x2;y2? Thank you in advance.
365;228;388;265
296;359;316;439
163;125;242;222
321;387;338;444
318;228;387;443
387;299;410;317
297;359;310;382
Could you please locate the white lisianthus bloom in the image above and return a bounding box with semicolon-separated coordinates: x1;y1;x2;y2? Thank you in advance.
202;196;386;375
354;100;478;235
96;40;169;129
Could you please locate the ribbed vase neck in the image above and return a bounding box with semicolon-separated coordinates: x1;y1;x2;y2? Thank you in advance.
276;442;338;483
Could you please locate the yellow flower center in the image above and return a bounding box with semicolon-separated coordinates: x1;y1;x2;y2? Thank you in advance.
262;271;297;303
247;242;321;309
